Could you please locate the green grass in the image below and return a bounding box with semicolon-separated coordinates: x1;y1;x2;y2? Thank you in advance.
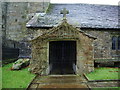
2;63;36;88
86;68;120;80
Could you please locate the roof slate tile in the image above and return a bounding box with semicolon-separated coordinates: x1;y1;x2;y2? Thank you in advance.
26;4;119;29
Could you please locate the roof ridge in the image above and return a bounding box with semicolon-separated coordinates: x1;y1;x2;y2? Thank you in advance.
51;3;118;7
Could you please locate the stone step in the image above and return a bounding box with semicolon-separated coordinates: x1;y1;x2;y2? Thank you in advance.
28;75;88;89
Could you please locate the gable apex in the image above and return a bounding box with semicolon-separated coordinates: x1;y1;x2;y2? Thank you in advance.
31;20;96;42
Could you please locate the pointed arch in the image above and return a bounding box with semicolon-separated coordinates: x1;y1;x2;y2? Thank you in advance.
112;36;117;50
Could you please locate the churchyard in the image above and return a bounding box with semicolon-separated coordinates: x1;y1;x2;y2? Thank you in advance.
1;59;120;89
2;63;35;88
1;1;120;89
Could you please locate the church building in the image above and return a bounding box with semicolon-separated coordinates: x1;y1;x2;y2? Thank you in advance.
1;1;120;75
26;3;120;75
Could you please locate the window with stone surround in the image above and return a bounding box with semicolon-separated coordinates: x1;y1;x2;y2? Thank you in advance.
112;36;120;50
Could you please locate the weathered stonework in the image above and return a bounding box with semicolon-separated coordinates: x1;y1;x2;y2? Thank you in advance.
30;21;95;75
5;2;49;41
0;2;2;40
1;1;50;57
84;30;120;59
0;2;2;39
0;1;2;61
28;2;50;13
1;2;119;68
27;27;120;60
5;2;28;41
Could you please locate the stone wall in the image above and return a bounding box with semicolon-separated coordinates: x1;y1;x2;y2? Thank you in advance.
84;29;120;59
1;1;50;42
0;2;2;61
1;1;119;63
30;39;48;75
28;2;49;13
1;1;50;57
5;2;28;41
0;1;1;25
30;21;95;75
28;27;120;60
1;2;7;45
0;2;2;38
76;33;94;74
28;23;120;76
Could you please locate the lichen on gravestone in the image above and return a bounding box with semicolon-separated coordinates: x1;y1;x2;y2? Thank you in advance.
12;58;30;70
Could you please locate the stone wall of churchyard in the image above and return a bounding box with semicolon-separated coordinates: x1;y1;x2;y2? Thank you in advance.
84;29;120;59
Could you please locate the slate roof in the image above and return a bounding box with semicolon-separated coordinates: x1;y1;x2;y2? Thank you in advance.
26;3;119;29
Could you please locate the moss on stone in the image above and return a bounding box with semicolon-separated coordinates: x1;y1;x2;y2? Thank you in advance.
30;20;95;75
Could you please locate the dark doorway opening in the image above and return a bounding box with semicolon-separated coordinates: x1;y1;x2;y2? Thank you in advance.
49;41;76;75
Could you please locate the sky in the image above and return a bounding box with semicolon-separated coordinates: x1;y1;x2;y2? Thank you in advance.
51;0;120;5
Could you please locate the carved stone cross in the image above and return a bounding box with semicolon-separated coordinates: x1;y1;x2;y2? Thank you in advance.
60;8;69;19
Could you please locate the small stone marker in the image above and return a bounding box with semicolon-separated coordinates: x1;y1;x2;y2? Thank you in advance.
60;8;69;19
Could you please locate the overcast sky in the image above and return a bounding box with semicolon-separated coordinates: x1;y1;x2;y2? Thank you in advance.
51;0;119;5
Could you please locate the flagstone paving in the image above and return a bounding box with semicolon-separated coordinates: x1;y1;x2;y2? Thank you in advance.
87;81;119;88
28;75;89;89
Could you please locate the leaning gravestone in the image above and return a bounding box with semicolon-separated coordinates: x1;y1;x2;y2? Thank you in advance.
12;58;30;70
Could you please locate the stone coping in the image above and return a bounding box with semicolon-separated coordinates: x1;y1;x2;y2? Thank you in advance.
94;59;120;63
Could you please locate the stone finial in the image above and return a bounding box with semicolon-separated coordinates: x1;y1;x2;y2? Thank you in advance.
60;8;69;19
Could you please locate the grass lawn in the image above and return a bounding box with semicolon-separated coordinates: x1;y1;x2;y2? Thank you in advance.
2;63;36;88
86;68;120;80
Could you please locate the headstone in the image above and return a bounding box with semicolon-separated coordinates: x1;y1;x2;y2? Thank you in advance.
12;58;30;70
